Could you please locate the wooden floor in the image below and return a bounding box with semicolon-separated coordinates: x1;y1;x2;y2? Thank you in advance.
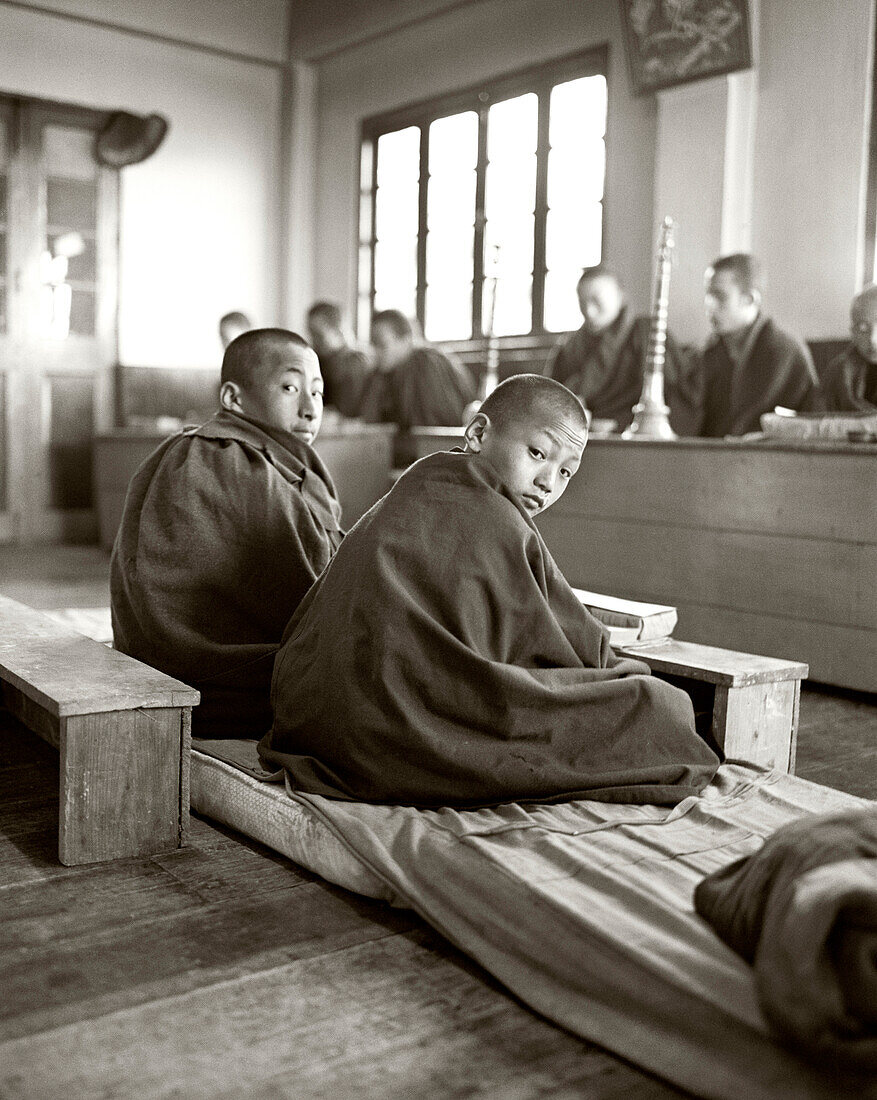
1;545;875;1097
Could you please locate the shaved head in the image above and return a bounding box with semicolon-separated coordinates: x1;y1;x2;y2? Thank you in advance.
466;375;587;516
221;328;311;390
477;374;589;435
852;283;877;324
851;283;877;363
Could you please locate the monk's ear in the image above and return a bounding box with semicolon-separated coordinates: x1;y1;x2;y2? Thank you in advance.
745;286;762;311
464;411;490;453
220;380;243;413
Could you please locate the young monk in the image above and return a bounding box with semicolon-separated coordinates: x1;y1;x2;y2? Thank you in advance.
699;253;819;435
821;283;877;412
111;329;343;739
260;374;718;808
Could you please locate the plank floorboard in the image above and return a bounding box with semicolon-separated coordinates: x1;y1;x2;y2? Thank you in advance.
0;930;682;1100
1;882;420;1039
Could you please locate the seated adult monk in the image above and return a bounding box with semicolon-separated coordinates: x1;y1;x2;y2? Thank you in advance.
260;374;719;808
111;329;343;739
545;265;701;435
306;300;374;418
821;283;877;412
359;309;476;431
699;253;820;436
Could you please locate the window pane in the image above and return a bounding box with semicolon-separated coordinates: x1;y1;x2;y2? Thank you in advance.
544;270;584;333
425;280;472;341
547;141;605;207
545;204;602;271
424;112;477;340
488;93;538;160
484;95;538;331
426;230;473;285
429;111;477;171
374;237;417;316
40;125;99;339
374;281;416;319
374;126;420;318
427;170;476;231
50;232;95;282
375;181;418;242
376;126;420;187
46;178;96;232
488;274;532;337
485;159;535;220
549;75;607;146
484;213;534;276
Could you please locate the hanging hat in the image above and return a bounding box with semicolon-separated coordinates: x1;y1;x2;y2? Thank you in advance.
95;111;169;168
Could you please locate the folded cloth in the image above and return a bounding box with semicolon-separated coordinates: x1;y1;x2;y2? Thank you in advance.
694;808;877;1072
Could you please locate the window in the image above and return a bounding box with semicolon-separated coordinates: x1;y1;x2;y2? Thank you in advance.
359;49;608;342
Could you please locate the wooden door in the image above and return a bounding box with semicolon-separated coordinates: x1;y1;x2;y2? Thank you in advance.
0;96;118;543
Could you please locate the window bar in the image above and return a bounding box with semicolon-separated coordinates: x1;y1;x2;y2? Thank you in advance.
532;86;551;336
367;135;378;334
416;123;429;330
472;100;489;339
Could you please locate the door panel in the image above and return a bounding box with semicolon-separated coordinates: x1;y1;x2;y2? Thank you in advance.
0;97;117;543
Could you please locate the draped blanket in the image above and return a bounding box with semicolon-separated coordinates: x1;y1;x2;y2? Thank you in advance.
111;410;343;738
192;740;877;1100
695;807;877;1072
261;450;718;807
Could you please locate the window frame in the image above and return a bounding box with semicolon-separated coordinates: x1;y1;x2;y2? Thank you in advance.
358;45;609;343
866;9;877;284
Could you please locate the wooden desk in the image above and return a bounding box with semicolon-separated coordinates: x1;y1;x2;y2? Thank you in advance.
94;421;394;549
537;438;877;693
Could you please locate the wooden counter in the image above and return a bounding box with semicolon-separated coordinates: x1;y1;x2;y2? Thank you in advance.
536;437;877;693
94;422;394;550
405;431;876;691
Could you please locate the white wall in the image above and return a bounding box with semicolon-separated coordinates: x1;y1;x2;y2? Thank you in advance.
12;0;290;62
0;1;286;368
753;0;873;339
310;0;659;332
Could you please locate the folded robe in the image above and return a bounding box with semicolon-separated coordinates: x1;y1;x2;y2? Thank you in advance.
694;808;877;1072
111;410;343;738
260;450;719;807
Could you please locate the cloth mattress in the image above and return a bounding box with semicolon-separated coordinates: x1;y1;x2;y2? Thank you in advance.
190;743;876;1100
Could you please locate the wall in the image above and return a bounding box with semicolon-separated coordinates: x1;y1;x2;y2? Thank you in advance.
754;0;873;339
310;0;659;332
0;0;287;368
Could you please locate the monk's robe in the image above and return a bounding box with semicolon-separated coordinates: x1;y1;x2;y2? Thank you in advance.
360;346;476;430
820;346;877;413
545;307;702;435
260;450;719;808
111;410;343;739
699;315;820;436
319;345;374;418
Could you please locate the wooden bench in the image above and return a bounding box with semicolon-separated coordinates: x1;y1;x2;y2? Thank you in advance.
0;594;198;866
616;638;807;772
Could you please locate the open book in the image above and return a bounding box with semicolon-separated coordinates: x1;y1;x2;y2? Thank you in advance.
572;589;677;646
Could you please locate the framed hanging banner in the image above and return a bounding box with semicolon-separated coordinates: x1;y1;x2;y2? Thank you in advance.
619;0;753;95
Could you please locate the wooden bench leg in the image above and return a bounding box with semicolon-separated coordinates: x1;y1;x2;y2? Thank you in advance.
712;680;800;774
59;706;190;866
